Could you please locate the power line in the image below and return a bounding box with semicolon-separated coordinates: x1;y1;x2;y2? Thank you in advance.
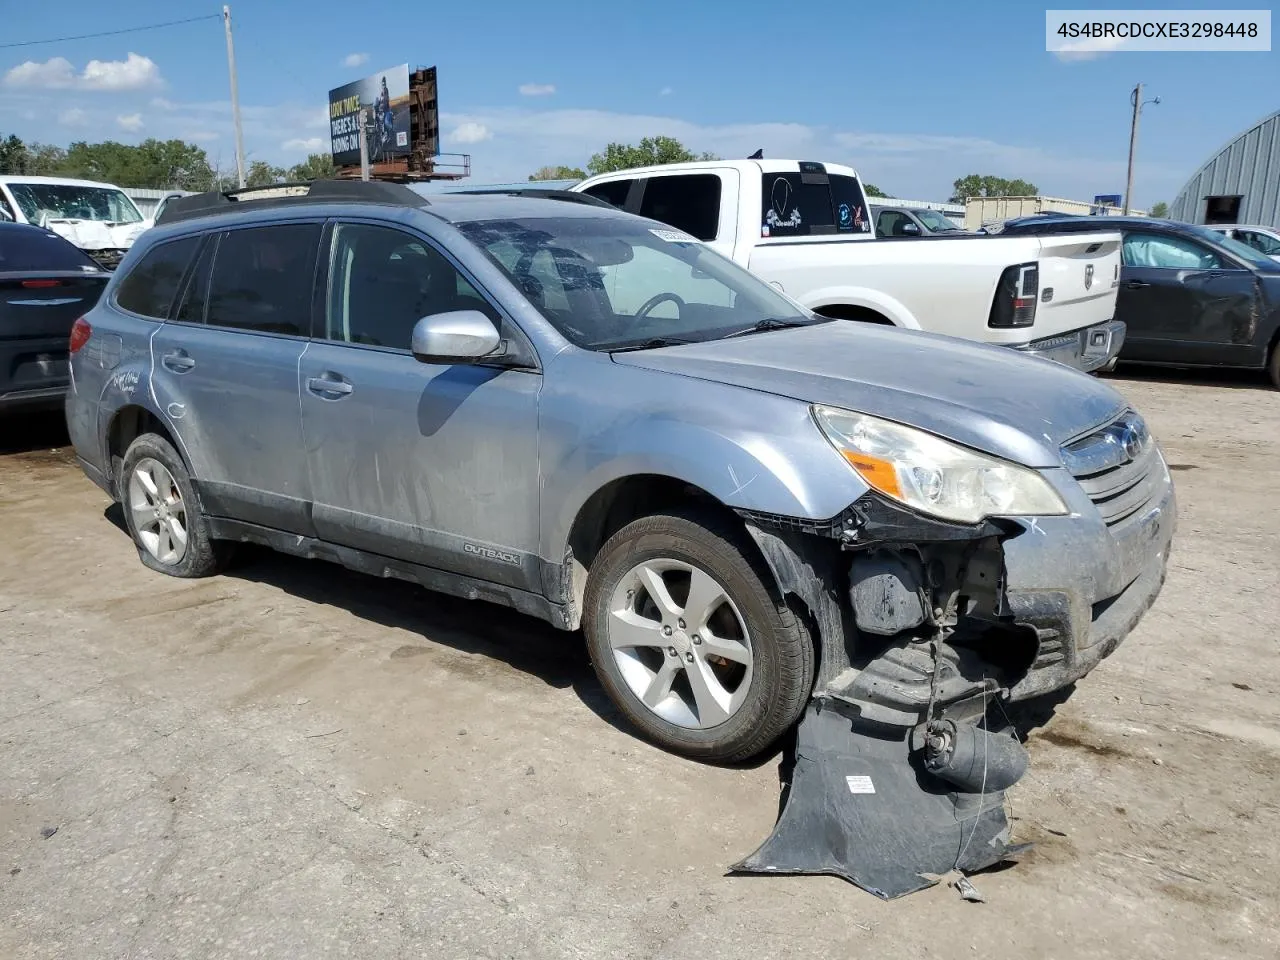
0;14;222;50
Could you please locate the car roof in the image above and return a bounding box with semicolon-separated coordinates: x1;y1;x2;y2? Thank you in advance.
419;192;637;224
1208;223;1279;232
0;174;130;189
579;158;861;180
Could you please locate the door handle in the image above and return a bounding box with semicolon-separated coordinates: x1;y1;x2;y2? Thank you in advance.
307;375;353;398
162;350;195;373
1124;280;1150;289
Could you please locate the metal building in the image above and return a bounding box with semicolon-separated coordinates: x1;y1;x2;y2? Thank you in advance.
1169;109;1280;227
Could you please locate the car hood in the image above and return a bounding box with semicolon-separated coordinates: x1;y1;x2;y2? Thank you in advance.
41;218;147;251
611;322;1128;467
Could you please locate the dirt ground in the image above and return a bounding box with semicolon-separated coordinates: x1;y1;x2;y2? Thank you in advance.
1;365;1277;960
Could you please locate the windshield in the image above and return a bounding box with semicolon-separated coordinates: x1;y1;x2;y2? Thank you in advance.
1239;229;1280;256
457;216;824;350
1187;223;1279;269
8;183;143;226
914;209;962;232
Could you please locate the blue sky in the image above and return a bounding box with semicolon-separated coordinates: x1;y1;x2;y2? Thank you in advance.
1;0;1275;206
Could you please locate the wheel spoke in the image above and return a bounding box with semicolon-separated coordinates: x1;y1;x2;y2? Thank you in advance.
641;659;680;708
166;515;188;549
684;658;731;726
608;608;666;651
698;632;751;665
682;567;726;632
134;466;159;499
157;521;173;560
638;564;681;619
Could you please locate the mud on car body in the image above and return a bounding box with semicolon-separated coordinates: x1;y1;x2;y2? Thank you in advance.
65;184;1175;883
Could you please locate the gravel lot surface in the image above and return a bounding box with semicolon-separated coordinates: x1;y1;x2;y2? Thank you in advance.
2;366;1277;959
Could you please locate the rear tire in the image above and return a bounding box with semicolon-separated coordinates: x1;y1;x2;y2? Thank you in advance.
1268;341;1280;389
120;433;229;578
583;509;814;763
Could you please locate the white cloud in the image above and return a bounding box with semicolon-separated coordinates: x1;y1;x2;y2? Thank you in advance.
58;107;87;127
518;83;556;97
342;52;369;68
429;106;1184;206
4;57;76;88
1054;35;1128;62
450;121;492;144
185;130;220;142
150;96;177;110
3;52;162;91
116;113;144;132
659;87;673;96
283;136;326;152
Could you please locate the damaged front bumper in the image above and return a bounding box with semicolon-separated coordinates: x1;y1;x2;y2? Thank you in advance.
732;436;1176;897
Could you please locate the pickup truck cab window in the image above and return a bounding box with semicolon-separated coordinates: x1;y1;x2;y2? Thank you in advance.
581;179;634;209
458;215;819;350
761;172;870;237
324;223;497;350
636;174;721;242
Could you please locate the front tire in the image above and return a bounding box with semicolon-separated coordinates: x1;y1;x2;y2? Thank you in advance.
583;510;814;763
120;434;229;578
1268;341;1280;389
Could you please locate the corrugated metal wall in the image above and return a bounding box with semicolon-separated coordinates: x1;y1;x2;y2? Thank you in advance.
1169;110;1280;227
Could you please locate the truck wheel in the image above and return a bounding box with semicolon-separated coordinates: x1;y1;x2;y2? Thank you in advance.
583;510;814;763
120;434;229;578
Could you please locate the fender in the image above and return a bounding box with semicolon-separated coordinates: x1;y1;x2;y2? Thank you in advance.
539;416;866;563
796;284;920;329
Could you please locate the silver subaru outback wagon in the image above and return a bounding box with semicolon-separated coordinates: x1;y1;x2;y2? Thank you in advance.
65;181;1175;763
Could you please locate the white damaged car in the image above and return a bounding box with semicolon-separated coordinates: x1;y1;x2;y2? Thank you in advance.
0;175;151;270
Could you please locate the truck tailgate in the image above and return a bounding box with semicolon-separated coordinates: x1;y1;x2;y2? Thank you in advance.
1031;231;1121;338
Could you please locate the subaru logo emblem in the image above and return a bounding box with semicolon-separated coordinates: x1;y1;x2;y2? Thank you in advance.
1084;264;1094;290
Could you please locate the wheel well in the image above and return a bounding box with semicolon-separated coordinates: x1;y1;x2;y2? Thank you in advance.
106;405;179;494
813;303;895;325
565;475;739;619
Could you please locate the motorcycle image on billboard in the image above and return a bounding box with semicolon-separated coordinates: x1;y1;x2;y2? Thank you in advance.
328;64;412;167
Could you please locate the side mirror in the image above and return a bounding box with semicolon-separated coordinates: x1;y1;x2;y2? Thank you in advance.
410;310;502;364
899;221;921;237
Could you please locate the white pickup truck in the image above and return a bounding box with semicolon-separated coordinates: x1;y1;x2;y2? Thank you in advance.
569;159;1125;371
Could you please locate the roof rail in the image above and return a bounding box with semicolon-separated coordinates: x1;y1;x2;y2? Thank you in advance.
154;179;427;226
445;188;616;209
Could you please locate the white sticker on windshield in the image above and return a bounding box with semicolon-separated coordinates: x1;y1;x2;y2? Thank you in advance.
845;775;875;795
649;228;697;244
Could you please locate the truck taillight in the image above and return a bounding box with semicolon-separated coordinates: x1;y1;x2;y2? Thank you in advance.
69;317;92;353
989;263;1038;328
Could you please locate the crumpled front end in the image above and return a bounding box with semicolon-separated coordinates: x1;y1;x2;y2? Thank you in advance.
731;409;1176;897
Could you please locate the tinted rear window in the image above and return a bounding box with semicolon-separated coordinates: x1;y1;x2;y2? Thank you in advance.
0;227;101;272
638;174;722;241
206;223;321;335
582;179;633;208
760;169;870;238
115;235;201;318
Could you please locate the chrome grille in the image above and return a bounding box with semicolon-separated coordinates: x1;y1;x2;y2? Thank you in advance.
1062;411;1161;528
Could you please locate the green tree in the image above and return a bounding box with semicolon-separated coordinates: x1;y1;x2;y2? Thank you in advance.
863;183;888;198
58;138;215;190
288;153;336;181
587;136;718;175
950;174;1039;203
0;134;28;174
1149;201;1169;218
245;160;287;188
529;164;587;181
25;143;67;176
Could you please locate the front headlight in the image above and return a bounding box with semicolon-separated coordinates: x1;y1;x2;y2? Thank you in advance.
813;405;1068;524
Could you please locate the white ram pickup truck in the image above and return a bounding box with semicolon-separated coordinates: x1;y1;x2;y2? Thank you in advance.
570;159;1124;371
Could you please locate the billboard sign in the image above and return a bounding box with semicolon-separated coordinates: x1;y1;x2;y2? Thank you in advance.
328;64;411;168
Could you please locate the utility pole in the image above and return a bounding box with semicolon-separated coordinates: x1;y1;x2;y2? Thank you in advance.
1124;82;1160;215
223;5;246;189
358;108;371;181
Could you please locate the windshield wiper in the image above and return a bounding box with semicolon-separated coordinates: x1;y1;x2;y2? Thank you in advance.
608;336;697;353
719;317;814;339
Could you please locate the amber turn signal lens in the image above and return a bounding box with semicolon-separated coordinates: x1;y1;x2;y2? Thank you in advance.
841;450;902;499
